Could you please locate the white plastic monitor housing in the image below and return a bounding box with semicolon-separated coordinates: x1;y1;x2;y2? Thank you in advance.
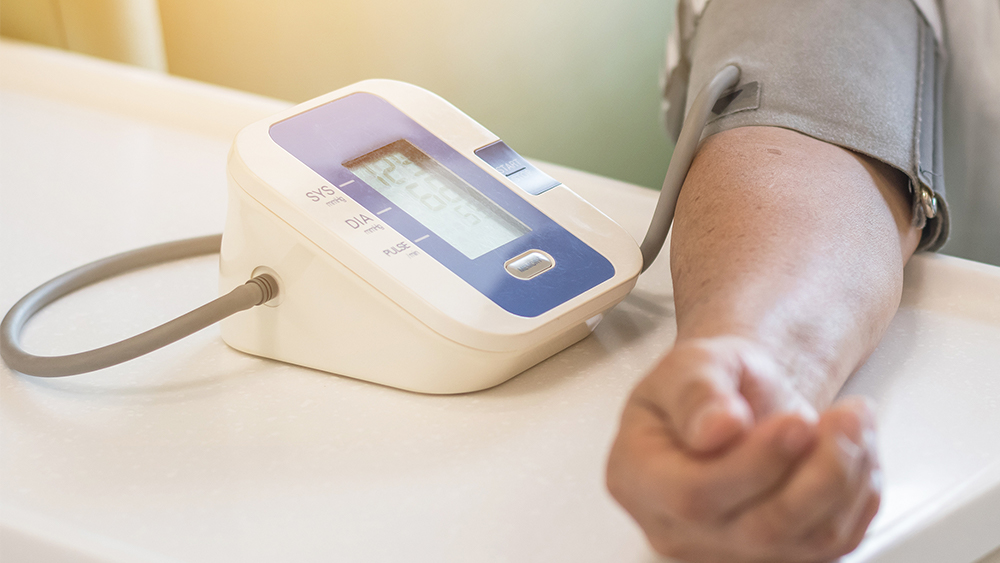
220;79;642;394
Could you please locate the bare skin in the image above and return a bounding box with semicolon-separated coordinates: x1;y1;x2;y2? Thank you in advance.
607;126;922;562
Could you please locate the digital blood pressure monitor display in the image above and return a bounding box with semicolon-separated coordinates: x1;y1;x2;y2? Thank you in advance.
267;92;615;318
343;140;530;260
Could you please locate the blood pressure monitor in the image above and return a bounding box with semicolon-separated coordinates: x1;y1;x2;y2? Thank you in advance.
3;69;739;390
220;80;643;393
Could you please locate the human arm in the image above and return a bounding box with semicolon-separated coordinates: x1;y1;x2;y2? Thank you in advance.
606;125;921;562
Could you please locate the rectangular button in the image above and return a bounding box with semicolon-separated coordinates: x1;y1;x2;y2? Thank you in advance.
475;141;560;195
504;250;554;279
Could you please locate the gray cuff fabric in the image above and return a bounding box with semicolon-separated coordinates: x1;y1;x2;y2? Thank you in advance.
677;0;948;251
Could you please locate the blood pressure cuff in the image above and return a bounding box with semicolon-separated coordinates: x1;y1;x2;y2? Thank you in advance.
665;0;948;251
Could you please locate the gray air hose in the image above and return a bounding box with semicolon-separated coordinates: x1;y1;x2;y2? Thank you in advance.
640;64;741;272
0;235;277;377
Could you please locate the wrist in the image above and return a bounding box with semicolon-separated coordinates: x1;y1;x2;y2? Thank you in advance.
671;328;847;412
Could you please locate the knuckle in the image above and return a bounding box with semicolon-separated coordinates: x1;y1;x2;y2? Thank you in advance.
756;520;789;548
644;525;707;562
824;457;853;491
808;517;867;560
807;522;847;554
754;499;797;546
663;472;716;523
741;517;785;550
670;488;712;523
647;534;686;558
810;492;882;558
626;511;689;559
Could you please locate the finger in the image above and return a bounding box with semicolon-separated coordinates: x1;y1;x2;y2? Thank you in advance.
804;468;881;558
803;430;882;556
733;398;876;549
607;404;686;525
610;403;816;524
638;339;754;452
792;398;878;537
835;483;882;558
699;414;818;519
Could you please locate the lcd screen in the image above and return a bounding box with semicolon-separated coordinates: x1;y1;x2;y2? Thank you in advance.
345;140;530;259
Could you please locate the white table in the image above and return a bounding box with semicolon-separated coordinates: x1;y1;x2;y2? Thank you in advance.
2;40;999;563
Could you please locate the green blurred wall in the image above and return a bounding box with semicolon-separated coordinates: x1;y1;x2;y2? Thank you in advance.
158;0;675;189
1;0;676;188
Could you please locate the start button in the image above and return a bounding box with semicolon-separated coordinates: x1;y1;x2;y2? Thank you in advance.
504;250;554;280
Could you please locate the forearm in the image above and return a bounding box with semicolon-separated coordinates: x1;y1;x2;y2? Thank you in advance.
607;126;904;561
670;126;922;408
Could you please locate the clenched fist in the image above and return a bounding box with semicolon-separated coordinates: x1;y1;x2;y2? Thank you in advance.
607;338;881;563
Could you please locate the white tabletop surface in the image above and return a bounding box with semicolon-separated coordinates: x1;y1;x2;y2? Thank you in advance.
1;40;999;563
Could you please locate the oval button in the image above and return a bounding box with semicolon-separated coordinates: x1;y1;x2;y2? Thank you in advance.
504;250;554;280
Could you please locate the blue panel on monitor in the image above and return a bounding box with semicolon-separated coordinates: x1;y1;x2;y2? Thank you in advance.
268;93;614;318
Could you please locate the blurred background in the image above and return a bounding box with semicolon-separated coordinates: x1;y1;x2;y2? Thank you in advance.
0;0;675;189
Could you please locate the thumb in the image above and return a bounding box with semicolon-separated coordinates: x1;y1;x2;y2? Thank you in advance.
638;338;755;452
